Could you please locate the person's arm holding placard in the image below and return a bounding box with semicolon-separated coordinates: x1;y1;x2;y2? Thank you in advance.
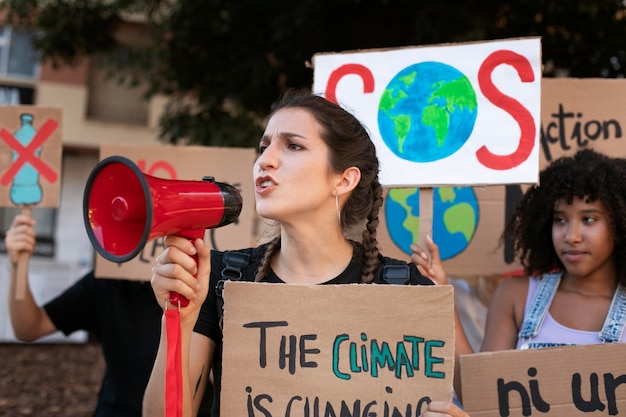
6;213;58;340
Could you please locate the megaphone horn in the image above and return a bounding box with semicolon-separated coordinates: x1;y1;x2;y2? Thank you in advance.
83;155;243;306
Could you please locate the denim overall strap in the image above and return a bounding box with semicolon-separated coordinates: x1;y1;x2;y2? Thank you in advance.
599;284;626;343
518;272;563;345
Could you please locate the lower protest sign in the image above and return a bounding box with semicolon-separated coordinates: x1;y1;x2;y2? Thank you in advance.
221;282;454;416
461;343;626;417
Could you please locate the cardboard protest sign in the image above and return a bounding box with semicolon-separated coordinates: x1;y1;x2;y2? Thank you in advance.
312;37;542;187
375;77;626;276
93;144;257;281
460;343;626;417
539;77;626;166
221;282;454;416
0;106;63;207
0;106;63;298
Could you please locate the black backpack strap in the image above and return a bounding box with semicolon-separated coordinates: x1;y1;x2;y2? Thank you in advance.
381;263;411;285
216;251;251;328
216;251;251;295
378;254;411;285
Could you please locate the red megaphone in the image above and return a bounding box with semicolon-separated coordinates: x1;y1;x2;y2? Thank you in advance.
83;155;242;306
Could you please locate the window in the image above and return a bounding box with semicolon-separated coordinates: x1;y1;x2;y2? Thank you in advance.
0;83;35;105
86;53;149;124
0;26;39;79
86;21;151;124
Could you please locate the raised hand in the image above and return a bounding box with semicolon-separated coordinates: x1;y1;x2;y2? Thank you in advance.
5;214;36;265
410;234;448;285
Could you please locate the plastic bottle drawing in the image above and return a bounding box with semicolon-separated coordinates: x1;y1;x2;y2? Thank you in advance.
10;113;42;205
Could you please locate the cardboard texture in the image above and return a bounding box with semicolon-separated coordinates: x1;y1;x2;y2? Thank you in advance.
0;106;63;208
376;77;626;276
93;144;257;280
460;343;626;417
221;282;454;416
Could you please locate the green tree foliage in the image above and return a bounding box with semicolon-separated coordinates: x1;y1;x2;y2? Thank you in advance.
2;0;626;146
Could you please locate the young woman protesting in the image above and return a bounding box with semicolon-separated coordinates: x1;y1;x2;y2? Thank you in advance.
413;149;626;352
481;149;626;351
143;90;470;417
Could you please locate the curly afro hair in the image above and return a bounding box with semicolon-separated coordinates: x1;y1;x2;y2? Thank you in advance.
502;148;626;286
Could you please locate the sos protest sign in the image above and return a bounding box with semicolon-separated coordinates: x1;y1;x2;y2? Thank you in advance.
312;37;542;187
221;282;455;416
460;343;626;417
93;144;257;281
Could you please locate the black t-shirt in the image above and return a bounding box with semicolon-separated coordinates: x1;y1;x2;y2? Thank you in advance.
44;271;212;417
194;242;434;416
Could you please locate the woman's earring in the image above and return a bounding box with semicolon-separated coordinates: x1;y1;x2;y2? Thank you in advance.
335;193;341;223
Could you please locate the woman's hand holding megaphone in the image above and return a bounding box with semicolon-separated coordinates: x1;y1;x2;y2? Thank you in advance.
151;235;211;320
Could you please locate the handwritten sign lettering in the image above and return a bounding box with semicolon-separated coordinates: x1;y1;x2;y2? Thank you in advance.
541;104;623;163
461;344;626;417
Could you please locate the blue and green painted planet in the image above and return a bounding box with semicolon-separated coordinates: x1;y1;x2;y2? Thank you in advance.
385;187;479;259
378;61;479;257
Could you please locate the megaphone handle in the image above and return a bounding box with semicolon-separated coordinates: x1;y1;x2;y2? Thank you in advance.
169;229;205;308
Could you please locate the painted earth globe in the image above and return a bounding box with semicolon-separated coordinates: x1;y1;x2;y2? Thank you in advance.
378;62;478;162
385;186;479;259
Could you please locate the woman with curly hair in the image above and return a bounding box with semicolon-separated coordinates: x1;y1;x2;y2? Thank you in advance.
480;148;626;351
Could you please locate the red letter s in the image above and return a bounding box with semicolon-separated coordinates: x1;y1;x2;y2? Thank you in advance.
477;50;536;170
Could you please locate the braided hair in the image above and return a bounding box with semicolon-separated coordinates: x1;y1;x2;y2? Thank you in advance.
502;148;626;286
254;90;383;283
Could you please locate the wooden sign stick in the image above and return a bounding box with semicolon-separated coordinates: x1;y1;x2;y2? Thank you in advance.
14;205;31;300
417;187;434;263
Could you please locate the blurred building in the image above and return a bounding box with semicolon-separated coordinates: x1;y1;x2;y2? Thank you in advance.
0;18;165;342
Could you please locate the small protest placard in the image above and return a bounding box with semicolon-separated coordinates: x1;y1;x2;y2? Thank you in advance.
461;343;626;417
0;106;62;208
0;105;63;299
